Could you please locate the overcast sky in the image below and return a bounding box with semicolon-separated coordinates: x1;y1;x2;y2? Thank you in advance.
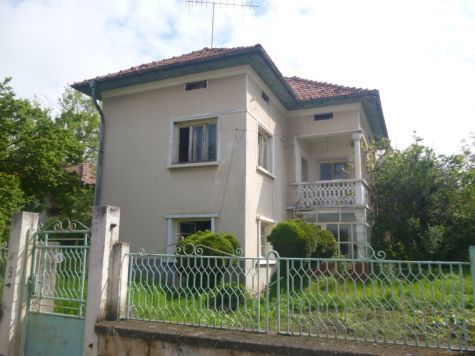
1;0;474;154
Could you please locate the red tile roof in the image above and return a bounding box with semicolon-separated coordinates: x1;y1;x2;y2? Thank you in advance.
74;45;375;102
75;46;256;86
285;76;374;101
64;163;96;185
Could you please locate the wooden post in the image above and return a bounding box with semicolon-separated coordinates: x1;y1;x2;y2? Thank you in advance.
83;206;120;356
0;212;39;356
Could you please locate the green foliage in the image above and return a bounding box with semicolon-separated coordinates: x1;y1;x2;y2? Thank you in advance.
176;230;241;256
311;228;338;258
0;78;97;240
176;230;241;291
368;135;475;261
208;283;251;311
267;219;318;258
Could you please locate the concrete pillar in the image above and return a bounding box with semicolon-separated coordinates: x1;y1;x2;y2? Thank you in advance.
107;242;129;321
83;206;120;356
352;131;363;180
0;212;39;356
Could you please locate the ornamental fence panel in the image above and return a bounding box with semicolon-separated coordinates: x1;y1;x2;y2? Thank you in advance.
124;245;474;352
29;219;90;318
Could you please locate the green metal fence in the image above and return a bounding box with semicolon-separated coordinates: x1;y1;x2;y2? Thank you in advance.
29;219;90;318
125;246;474;351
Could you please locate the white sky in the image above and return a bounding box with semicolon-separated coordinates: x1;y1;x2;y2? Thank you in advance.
1;0;474;154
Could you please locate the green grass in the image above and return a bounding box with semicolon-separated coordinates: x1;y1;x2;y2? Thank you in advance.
126;270;474;350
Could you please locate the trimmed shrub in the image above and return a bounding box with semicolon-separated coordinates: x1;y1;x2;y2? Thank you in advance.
176;230;240;256
267;219;318;258
312;227;338;258
176;230;241;291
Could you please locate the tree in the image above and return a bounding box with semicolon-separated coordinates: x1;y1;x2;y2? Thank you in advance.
0;78;97;241
368;136;475;261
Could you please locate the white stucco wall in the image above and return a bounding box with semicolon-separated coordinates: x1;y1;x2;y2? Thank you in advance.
100;71;247;252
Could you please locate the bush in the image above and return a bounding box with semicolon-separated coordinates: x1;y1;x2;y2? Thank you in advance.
312;228;338;258
176;230;241;291
267;219;318;258
176;230;240;256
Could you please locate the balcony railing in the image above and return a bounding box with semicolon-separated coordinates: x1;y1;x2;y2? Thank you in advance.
295;179;369;209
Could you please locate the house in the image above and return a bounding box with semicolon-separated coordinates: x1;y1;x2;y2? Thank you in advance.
72;44;388;258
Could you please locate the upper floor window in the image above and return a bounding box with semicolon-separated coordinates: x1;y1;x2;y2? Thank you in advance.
258;126;273;172
176;119;217;164
319;161;350;180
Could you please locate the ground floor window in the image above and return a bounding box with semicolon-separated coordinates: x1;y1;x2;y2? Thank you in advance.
166;214;217;253
257;217;275;258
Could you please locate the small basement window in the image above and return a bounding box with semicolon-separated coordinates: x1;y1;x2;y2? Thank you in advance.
185;80;207;91
261;91;270;104
314;113;333;121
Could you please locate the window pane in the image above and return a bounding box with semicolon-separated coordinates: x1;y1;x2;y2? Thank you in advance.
192;125;204;161
207;123;217;161
301;159;308;181
334;163;347;179
320;163;332;180
258;133;267;168
178;127;190;162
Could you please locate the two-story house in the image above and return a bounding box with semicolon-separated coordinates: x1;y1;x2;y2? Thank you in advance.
72;44;388;258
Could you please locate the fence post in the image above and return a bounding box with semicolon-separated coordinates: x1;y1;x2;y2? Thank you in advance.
83;206;120;356
107;242;129;320
0;212;39;356
470;246;475;303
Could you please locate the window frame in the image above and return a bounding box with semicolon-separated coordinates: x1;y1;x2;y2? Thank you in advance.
317;160;351;180
170;117;219;166
257;124;274;175
257;216;276;260
166;213;218;254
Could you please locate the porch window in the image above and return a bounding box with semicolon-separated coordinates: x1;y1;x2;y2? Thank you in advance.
176;119;217;163
258;220;274;257
319;162;350;180
258;126;273;172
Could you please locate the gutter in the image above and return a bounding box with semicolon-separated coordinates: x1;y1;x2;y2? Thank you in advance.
89;80;105;206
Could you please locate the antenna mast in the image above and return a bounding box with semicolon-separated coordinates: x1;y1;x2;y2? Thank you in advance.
186;0;258;48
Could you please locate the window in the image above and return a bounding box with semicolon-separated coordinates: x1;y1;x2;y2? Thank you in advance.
301;158;308;181
319;162;350;180
261;90;270;104
176;220;211;241
314;113;333;121
185;80;207;91
258;126;272;172
175;119;217;164
258;220;274;257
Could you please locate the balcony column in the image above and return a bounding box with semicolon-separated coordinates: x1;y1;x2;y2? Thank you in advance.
352;131;363;180
352;131;364;206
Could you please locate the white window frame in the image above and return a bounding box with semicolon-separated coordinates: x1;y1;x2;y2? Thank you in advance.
169;116;219;167
166;213;218;254
257;216;276;261
257;124;274;176
317;159;351;180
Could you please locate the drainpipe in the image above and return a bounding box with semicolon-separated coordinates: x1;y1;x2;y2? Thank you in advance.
89;80;105;206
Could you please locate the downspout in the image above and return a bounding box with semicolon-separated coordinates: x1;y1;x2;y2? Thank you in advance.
89;80;105;206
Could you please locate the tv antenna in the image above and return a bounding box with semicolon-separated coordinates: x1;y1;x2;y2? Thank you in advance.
186;0;258;48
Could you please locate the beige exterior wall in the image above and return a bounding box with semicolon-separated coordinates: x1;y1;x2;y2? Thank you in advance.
98;65;379;256
244;72;288;257
100;72;247;252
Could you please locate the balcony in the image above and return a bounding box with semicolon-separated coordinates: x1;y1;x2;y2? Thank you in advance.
294;179;369;209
